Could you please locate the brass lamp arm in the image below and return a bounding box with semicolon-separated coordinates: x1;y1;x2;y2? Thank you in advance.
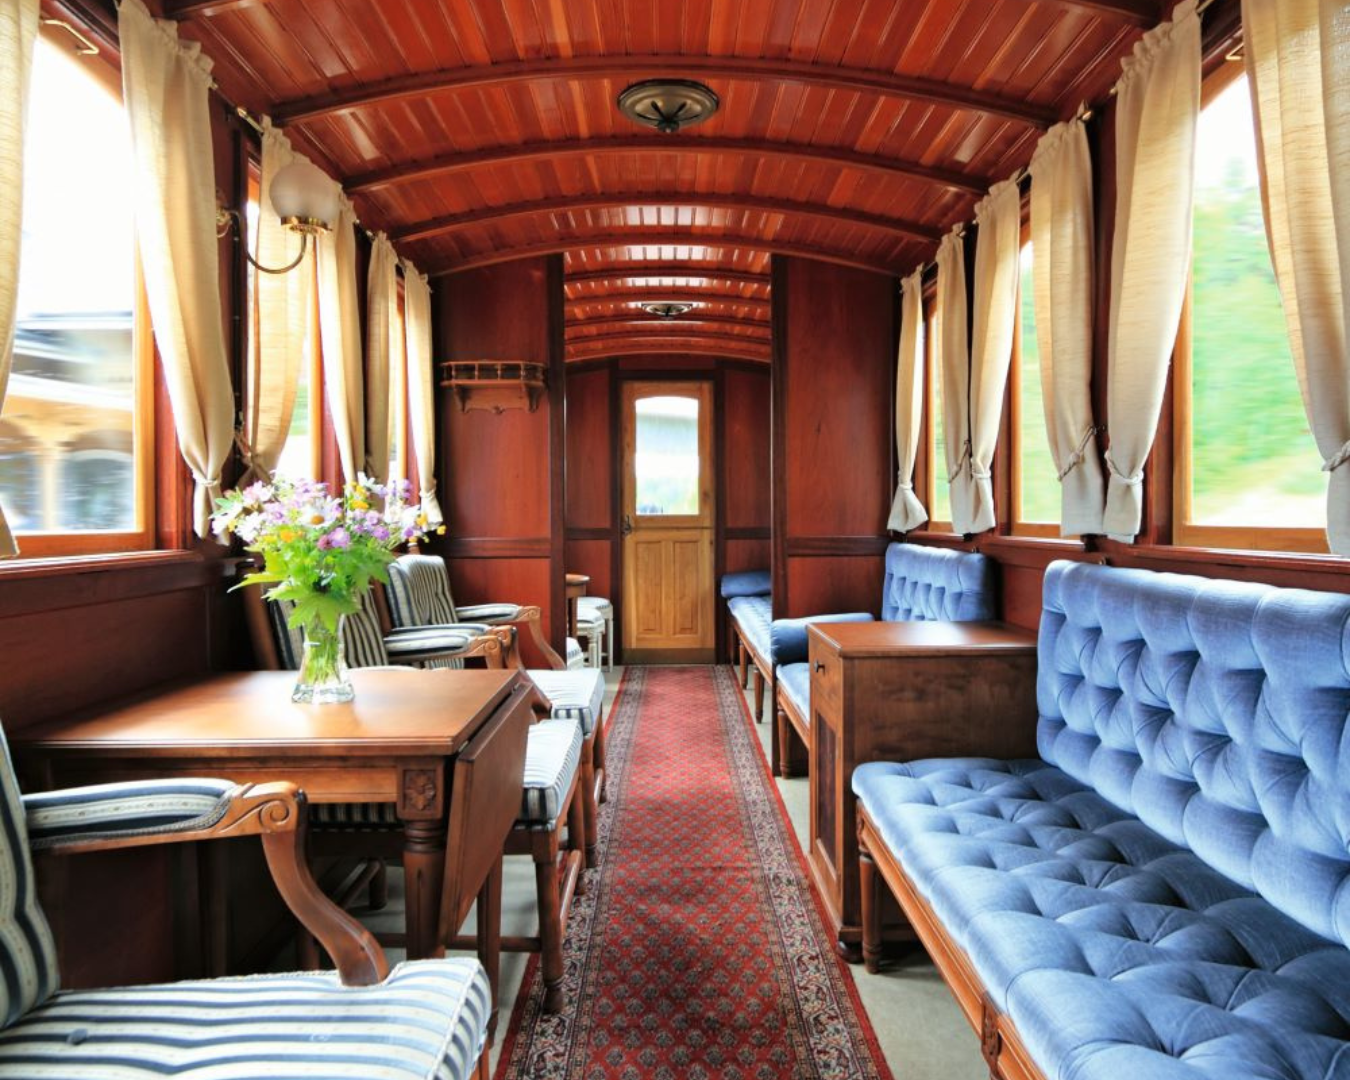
216;206;313;276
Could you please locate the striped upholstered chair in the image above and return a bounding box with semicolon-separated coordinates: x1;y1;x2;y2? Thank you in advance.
388;553;608;861
0;731;493;1078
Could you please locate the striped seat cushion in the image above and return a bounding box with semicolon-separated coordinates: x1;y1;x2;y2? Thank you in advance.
382;626;480;662
564;637;585;669
456;603;521;624
0;958;491;1079
0;731;58;1030
521;719;582;828
23;780;239;848
576;596;613;619
527;669;604;736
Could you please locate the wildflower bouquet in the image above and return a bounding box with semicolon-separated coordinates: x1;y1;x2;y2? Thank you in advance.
212;474;439;702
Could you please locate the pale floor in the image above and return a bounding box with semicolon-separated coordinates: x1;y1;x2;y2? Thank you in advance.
364;664;984;1080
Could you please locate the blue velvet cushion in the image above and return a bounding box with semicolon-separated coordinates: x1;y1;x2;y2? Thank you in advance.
1038;560;1350;950
880;542;996;622
728;595;773;662
720;569;771;599
769;611;874;666
854;758;1350;1080
778;662;811;721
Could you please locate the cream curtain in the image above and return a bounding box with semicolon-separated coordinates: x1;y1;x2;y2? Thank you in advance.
1103;0;1201;540
120;0;234;538
887;270;928;532
1029;118;1106;536
0;0;39;557
403;261;443;525
365;232;399;484
316;189;364;483
936;228;970;530
1243;0;1350;551
953;180;1022;535
240;118;311;486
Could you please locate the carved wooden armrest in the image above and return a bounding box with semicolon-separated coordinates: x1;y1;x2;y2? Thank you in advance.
456;627;516;669
31;781;388;987
510;604;567;670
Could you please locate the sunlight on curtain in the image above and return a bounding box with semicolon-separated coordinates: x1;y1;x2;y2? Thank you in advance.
316;189;364;483
887;270;927;532
119;0;233;539
0;0;38;554
1241;0;1347;549
936;229;969;533
364;232;398;484
403;261;442;524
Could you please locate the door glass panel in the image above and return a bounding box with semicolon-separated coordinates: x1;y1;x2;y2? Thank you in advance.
634;395;700;516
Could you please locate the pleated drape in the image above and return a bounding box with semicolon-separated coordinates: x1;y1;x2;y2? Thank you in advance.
316;190;364;483
119;0;234;538
1103;0;1201;540
239;118;310;486
887;270;928;532
953;180;1022;535
1029;118;1106;536
0;0;39;557
936;229;970;531
403;262;443;525
1242;0;1350;551
364;232;399;484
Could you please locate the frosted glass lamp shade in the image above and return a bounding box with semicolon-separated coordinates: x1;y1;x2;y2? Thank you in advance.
268;160;338;232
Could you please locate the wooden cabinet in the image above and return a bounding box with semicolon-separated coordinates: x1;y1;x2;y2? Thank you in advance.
806;620;1040;958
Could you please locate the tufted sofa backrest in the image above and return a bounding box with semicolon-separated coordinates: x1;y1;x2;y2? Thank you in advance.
880;543;996;622
1038;559;1350;948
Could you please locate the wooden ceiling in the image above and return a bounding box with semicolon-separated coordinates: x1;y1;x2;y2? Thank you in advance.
169;0;1166;363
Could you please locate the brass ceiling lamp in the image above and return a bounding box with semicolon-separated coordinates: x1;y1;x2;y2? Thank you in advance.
617;79;720;133
641;301;695;318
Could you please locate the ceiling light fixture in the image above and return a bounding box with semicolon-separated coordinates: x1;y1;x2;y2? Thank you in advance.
641;301;695;318
617;79;720;134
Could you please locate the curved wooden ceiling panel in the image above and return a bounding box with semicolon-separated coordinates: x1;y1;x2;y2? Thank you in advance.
171;0;1157;360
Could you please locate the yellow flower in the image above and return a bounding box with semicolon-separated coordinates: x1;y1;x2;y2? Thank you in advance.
309;513;325;525
278;527;298;543
416;513;428;527
352;500;369;511
436;525;446;535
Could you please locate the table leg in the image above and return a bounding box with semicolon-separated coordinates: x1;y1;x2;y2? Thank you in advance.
478;855;503;1021
403;819;447;960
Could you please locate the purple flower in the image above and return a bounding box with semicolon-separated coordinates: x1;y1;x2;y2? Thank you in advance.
371;525;391;541
327;527;351;549
402;525;420;540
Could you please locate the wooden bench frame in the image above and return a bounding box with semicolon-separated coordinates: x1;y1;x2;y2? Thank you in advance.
774;678;809;779
729;607;774;723
858;804;1045;1080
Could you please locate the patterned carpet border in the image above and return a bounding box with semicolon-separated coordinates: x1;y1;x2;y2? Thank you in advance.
494;666;894;1080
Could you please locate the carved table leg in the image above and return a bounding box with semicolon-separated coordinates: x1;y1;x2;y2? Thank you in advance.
403;819;447;960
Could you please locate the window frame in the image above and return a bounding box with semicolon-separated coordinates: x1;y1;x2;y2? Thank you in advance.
1008;231;1061;539
923;295;954;532
1171;60;1327;555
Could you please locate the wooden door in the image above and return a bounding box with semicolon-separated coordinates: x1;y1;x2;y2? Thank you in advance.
621;381;715;663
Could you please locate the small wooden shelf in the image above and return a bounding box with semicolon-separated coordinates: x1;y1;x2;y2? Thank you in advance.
439;360;546;414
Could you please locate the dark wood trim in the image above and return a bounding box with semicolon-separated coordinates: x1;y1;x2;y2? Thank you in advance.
442;538;553;559
714;365;728;661
568;290;770;314
547;255;568;658
726;527;772;541
564;527;612;542
271;56;1057;129
568;344;770;364
569;314;771;337
607;361;622;663
771;256;789;613
567;331;772;354
431;231;911;279
353;138;986;201
566;266;770;290
0;551;220;619
784;537;892;557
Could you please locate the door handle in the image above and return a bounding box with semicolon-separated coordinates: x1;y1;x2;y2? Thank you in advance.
620;514;633;537
813;661;825;674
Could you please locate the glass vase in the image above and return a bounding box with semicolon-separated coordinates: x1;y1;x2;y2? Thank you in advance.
292;619;354;704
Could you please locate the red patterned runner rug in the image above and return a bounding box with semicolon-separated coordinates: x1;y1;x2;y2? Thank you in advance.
495;665;893;1079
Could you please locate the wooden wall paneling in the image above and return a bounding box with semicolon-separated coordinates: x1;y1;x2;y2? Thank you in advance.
723;368;773;531
436;256;565;665
564;367;613;529
773;256;898;620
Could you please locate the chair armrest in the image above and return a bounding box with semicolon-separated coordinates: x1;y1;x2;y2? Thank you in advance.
30;780;389;988
25;778;241;849
456;603;523;624
770;612;875;666
500;604;567;670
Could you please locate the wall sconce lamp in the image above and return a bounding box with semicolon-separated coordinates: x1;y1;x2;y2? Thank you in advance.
216;159;338;275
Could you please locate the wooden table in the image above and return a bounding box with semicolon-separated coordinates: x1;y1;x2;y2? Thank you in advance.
805;620;1040;958
565;572;590;638
14;667;531;964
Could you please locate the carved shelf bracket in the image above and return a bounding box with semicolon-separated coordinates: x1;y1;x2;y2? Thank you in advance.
439;360;547;414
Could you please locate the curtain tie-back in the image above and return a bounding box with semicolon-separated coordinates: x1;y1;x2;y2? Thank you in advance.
970;467;992;481
947;441;972;485
1105;450;1144;486
895;474;914;491
1322;441;1350;474
1058;425;1101;481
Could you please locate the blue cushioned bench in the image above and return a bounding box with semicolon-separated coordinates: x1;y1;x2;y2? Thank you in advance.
854;560;1350;1080
722;570;773;721
774;542;995;776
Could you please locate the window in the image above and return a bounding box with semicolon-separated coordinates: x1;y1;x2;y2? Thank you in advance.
634;395;701;516
386;280;410;484
927;303;952;528
1176;68;1325;551
3;33;153;556
1012;241;1061;535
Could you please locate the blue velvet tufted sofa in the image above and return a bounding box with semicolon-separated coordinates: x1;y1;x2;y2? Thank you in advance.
774;542;995;776
854;559;1350;1080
